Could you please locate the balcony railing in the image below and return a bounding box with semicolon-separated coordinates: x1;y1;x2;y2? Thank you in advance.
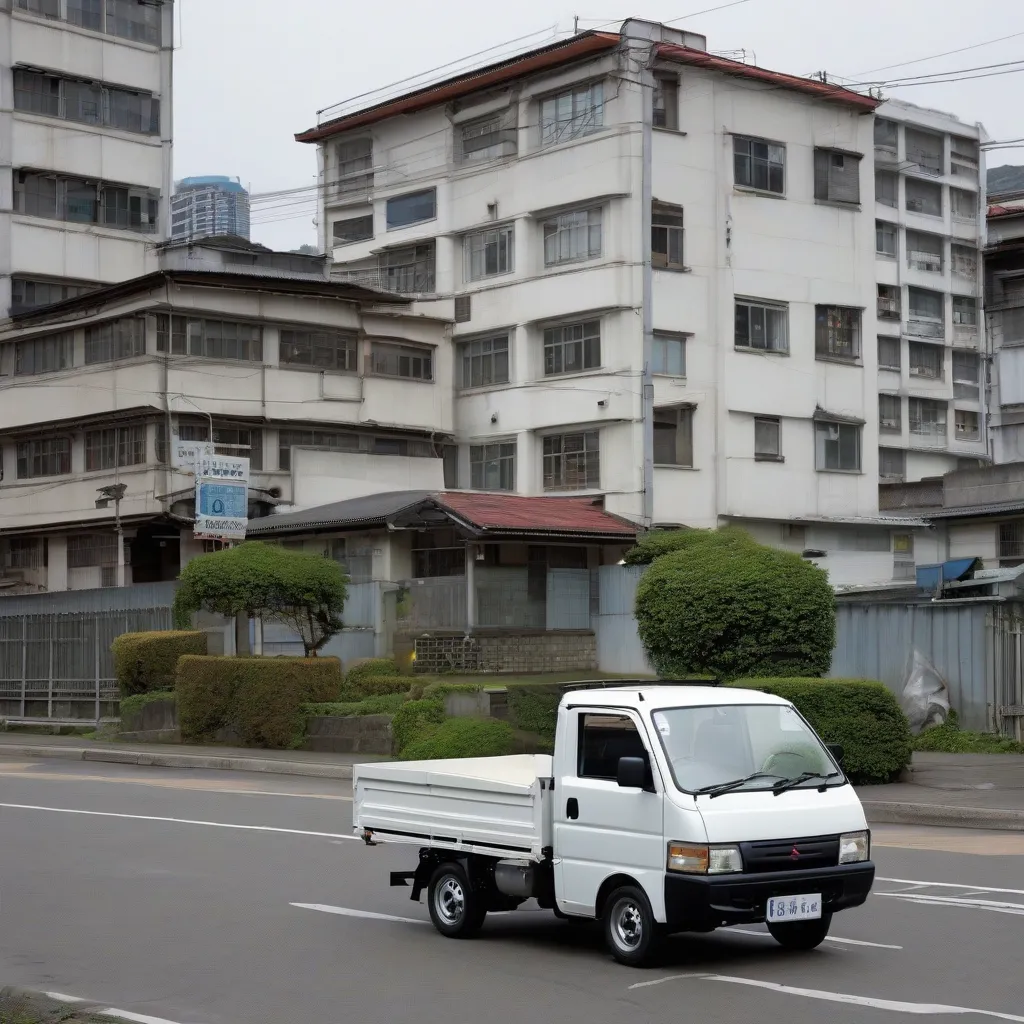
906;149;943;176
874;143;899;164
952;250;979;280
908;250;943;273
909;424;948;448
333;266;435;295
955;423;981;441
952;323;979;348
905;317;945;340
877;295;901;320
954;382;980;402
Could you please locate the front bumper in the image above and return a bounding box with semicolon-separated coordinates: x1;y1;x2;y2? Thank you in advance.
663;861;875;933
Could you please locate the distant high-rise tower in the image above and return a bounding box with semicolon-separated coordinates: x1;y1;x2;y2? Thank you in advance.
170;176;251;241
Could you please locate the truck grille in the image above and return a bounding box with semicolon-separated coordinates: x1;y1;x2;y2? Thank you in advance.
739;834;839;873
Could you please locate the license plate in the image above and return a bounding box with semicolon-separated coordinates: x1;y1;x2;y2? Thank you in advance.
766;893;822;923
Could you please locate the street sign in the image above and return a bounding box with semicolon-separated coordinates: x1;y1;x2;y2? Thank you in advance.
194;453;250;541
172;440;215;472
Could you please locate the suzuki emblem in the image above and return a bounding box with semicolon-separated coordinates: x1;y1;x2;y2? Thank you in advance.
790;846;801;860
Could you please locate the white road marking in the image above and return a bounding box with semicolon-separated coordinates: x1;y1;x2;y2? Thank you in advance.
728;927;902;950
628;973;1024;1020
877;892;1024;916
292;902;428;926
878;876;1024;897
0;802;358;840
46;990;198;1024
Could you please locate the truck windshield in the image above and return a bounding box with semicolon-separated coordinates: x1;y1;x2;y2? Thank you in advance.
651;703;843;795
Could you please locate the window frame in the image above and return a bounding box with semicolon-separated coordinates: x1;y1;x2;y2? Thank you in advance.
464;223;514;282
155;314;263;362
875;219;897;258
332;214;373;246
14;170;159;234
653;406;694;468
542;319;601;377
652;332;686;376
733;135;786;195
652;74;679;131
879;393;902;433
753;415;782;461
908;340;945;380
279;328;358;374
16;435;72;479
369;340;434;381
652;202;685;270
458;333;510;390
878;335;901;371
84;423;146;472
457;108;517;164
815;305;862;363
814;420;862;473
905;177;943;217
734;298;789;353
813;148;862;205
10;274;97;314
14;331;74;376
577;711;648;781
539;80;604;148
879;447;906;481
334;137;373;196
385;187;436;230
470;440;517;491
83;315;146;364
378;242;436;293
909;397;948;439
542;206;602;267
955;408;981;441
542;430;600;491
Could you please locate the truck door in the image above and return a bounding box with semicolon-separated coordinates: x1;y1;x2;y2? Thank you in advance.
552;706;666;921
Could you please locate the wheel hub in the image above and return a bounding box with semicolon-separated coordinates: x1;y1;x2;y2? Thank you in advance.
613;900;643;950
435;877;465;925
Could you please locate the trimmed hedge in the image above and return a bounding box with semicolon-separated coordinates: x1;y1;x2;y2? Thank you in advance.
176;655;343;749
119;690;176;722
340;674;412;701
345;658;400;685
506;684;562;738
112;630;207;698
730;677;912;784
303;693;410;718
400;717;516;761
421;681;484;698
392;697;446;754
624;526;755;566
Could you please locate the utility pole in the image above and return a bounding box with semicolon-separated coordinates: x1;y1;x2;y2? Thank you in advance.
96;483;127;587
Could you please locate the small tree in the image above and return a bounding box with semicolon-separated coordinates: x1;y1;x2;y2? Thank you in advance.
174;542;348;656
634;530;835;680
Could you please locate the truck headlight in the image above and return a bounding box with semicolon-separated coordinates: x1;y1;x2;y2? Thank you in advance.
839;830;870;864
667;842;743;875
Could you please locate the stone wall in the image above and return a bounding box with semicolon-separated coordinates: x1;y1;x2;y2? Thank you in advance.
411;631;597;675
305;713;393;755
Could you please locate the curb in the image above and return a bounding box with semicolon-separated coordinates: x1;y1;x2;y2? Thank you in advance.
862;800;1024;832
0;985;183;1023
0;743;354;780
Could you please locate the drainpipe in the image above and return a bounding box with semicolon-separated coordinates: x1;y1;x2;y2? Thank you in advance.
640;50;655;527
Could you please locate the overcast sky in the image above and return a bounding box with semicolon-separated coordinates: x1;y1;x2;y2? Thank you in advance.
173;0;1024;251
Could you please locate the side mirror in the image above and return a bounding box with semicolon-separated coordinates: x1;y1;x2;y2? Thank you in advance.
616;756;647;789
827;744;845;766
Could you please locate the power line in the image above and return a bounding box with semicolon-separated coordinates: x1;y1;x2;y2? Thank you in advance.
849;28;1024;77
666;0;756;25
855;57;1024;87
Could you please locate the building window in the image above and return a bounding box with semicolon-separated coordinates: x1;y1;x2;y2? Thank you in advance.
733;136;785;194
2;537;46;571
813;149;861;205
84;316;145;364
278;429;359;471
20;0;161;43
909;341;944;379
876;220;897;257
465;224;514;281
654;407;694;467
67;535;118;575
906;230;943;273
14;332;74;376
879;394;902;432
16;0;60;19
85;424;146;471
470;442;516;490
17;436;71;479
412;529;466;579
874;118;898;154
909;398;947;439
754;416;781;460
370;341;433;380
880;448;906;481
905;128;943;176
334;138;373;196
999;521;1024;563
543;320;600;375
332;215;373;245
875;170;897;208
905;178;942;217
951;244;978;280
815;421;861;472
543;431;600;491
459;334;509;389
652;332;686;376
734;299;788;352
279;329;358;373
155;314;263;361
10;275;96;314
543;207;602;266
457;109;517;163
877;283;901;321
815;305;861;361
953;295;978;326
379;243;435;293
652;203;684;269
908;286;944;325
955;409;980;441
653;75;679;130
953;351;980;401
178;422;264;470
385;188;436;229
14;171;158;233
951;137;980;177
878;336;901;370
540;81;604;147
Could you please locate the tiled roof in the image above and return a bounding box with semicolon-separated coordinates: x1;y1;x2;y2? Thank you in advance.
438;492;636;536
924;501;1024;520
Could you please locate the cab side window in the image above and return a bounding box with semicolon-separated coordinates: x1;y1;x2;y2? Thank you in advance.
577;713;647;779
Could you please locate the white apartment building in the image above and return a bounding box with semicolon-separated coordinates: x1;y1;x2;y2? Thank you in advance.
872;99;988;487
299;19;932;586
0;0;174;318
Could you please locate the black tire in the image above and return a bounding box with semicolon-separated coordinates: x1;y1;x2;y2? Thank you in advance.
767;911;833;950
602;885;659;966
426;863;486;939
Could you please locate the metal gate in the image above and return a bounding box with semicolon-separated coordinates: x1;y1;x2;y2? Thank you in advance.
990;609;1024;741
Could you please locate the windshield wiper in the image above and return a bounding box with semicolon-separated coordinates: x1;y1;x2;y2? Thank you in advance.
694;772;785;798
772;771;840;795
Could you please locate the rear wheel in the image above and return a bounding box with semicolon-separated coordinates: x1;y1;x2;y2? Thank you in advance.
767;911;833;950
603;885;659;967
427;863;486;939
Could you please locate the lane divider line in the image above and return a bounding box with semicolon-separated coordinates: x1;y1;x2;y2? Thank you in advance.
878;876;1024;897
291;902;428;925
728;927;902;950
877;892;1024;916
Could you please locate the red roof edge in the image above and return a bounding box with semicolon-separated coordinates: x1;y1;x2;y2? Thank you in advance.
655;43;879;113
296;33;621;143
435;492;638;537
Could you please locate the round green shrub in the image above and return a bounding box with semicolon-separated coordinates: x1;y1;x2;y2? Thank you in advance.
635;533;835;680
391;697;446;754
111;630;208;698
506;685;562;738
400;717;515;761
624;526;757;566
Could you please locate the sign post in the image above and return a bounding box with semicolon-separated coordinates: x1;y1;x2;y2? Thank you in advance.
194;453;250;542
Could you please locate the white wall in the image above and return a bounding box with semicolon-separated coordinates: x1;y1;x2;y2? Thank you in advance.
291;449;445;509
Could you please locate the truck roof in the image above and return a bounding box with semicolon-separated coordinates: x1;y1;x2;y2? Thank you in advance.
562;685;788;711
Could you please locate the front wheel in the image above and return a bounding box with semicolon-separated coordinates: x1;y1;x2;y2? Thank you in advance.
767;911;833;950
603;885;659;966
427;863;486;939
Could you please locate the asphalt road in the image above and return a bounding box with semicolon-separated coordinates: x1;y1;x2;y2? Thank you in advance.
1;754;1023;1024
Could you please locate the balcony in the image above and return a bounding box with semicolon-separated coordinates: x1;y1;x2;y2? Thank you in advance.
904;317;944;341
909;425;947;448
908;249;943;274
877;293;901;321
952;323;979;348
951;247;979;282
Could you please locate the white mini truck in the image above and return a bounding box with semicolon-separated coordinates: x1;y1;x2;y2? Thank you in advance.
352;684;875;966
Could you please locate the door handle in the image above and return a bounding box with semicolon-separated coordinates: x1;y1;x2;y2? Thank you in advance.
566;798;579;820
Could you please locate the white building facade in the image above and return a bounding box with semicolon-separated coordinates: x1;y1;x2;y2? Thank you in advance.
0;0;175;318
300;20;932;586
872;99;988;486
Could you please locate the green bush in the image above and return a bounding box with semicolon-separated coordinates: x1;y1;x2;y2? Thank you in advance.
345;658;400;685
506;684;562;738
636;533;835;680
730;677;912;784
111;630;207;698
421;681;484;698
303;693;410;718
339;674;411;701
392;697;445;754
176;655;343;749
400;717;516;761
912;711;1024;754
119;690;176;723
624;526;756;566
